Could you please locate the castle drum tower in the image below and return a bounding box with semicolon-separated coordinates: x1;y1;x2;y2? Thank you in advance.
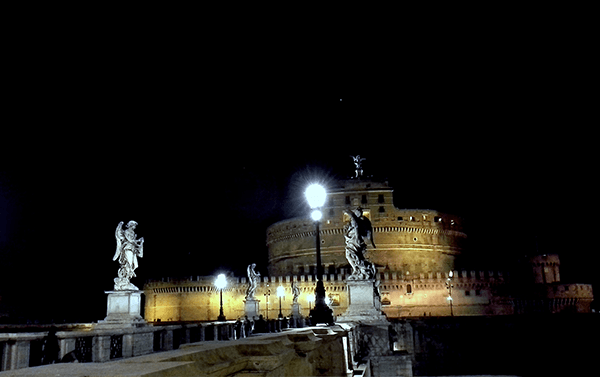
267;179;467;277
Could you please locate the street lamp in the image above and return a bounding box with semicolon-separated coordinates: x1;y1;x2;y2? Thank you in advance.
215;273;227;321
445;271;454;317
277;285;285;318
264;289;271;320
305;183;334;325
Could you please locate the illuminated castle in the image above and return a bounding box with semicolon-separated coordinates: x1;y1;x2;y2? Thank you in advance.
266;179;465;277
143;176;594;322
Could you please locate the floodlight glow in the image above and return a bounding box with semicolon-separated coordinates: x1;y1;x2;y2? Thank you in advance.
277;285;285;297
215;274;227;289
311;209;323;221
449;271;453;278
307;295;314;303
305;184;327;209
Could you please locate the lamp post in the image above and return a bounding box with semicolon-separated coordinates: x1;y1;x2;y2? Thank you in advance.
305;183;334;325
264;289;271;320
445;271;454;317
215;274;227;321
277;285;285;319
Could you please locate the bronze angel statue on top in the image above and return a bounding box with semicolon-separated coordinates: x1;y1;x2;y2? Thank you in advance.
113;220;144;290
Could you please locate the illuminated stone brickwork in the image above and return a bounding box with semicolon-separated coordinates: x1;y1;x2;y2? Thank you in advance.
144;265;593;322
266;179;466;277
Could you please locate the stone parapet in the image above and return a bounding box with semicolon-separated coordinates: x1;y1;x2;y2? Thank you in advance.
0;326;359;376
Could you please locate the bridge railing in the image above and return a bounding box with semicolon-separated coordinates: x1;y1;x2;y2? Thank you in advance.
0;320;261;372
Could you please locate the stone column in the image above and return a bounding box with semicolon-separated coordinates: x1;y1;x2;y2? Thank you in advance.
92;335;111;362
123;333;134;358
10;340;30;370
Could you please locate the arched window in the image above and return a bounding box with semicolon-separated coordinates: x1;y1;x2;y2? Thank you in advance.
406;284;412;294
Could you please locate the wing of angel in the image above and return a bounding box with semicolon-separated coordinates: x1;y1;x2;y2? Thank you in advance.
113;222;125;261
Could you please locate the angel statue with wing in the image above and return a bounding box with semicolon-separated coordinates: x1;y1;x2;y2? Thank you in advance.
351;155;366;179
344;208;376;280
246;263;261;299
113;220;144;290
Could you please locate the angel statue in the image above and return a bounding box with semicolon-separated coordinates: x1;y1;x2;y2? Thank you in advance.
113;221;144;290
291;280;300;304
344;208;377;280
246;263;261;299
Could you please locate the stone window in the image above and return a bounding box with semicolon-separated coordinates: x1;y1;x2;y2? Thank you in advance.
379;206;385;213
378;194;385;203
475;289;481;296
406;284;412;294
465;290;471;296
397;216;403;221
410;216;416;221
345;196;351;205
361;194;368;204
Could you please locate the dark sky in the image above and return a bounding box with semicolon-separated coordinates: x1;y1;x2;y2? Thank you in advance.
1;23;597;321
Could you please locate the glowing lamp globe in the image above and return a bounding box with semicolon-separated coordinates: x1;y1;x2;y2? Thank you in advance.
311;209;323;221
215;274;227;289
277;285;285;297
305;184;327;209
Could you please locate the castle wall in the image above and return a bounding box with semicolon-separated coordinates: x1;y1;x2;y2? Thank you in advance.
144;268;596;322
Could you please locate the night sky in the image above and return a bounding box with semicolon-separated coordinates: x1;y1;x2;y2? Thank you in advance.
1;28;598;321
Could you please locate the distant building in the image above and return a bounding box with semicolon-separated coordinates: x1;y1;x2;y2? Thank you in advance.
144;177;594;321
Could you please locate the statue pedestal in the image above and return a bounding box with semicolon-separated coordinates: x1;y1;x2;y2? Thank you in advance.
244;298;260;319
338;279;387;324
291;302;302;318
97;290;147;328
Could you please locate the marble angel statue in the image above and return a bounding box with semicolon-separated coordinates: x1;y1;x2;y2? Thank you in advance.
113;220;144;290
291;280;300;304
344;207;376;280
246;263;261;299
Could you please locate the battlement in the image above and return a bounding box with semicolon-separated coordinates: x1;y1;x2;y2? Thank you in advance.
146;269;509;292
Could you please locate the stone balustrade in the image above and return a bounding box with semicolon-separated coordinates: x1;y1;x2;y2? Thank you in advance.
0;320;255;372
0;323;362;376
